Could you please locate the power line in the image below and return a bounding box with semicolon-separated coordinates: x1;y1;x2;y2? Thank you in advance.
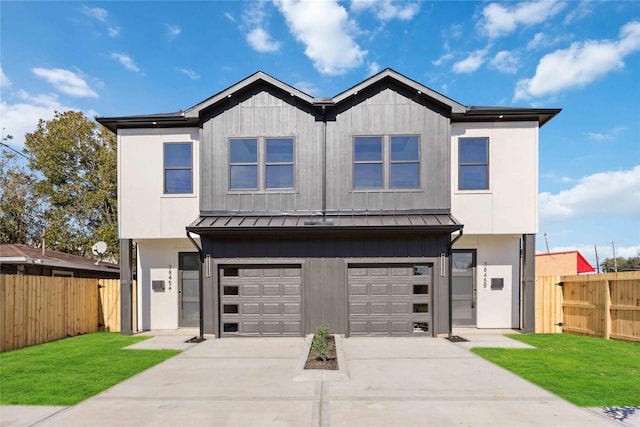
0;141;29;160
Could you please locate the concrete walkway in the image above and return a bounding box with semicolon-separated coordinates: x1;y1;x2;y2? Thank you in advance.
3;333;627;427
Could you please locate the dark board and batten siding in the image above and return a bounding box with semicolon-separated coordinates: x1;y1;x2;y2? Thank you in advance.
200;86;323;213
327;86;451;212
200;82;452;214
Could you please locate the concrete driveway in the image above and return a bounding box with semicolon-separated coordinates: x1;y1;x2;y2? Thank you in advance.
4;335;618;427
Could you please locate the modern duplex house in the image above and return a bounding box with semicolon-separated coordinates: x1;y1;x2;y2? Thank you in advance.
98;69;559;337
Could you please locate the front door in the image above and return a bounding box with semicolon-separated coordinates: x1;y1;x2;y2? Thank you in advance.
178;252;200;327
452;250;476;327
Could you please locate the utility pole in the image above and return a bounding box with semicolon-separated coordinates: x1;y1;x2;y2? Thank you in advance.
544;233;550;253
612;241;617;272
594;245;600;273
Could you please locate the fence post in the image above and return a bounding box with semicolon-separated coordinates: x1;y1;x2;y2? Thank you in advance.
604;279;611;340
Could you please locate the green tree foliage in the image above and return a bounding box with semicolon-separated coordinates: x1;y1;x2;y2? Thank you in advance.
24;111;117;259
0;152;44;245
601;256;640;272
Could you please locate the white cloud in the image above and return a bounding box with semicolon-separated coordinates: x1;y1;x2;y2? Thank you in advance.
480;0;566;39
111;53;141;73
247;27;281;52
539;165;640;222
452;49;488;74
241;2;280;53
178;68;200;80
32;67;98;98
563;1;594;25
432;52;454;67
0;90;74;148
351;0;420;21
514;21;640;100
225;12;236;22
1;66;11;88
490;50;519;73
166;24;181;39
527;32;546;50
81;6;108;22
274;0;366;75
294;81;320;96
367;62;381;75
107;26;120;38
585;127;626;141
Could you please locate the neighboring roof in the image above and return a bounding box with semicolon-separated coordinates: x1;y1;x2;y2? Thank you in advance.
187;212;462;235
536;250;595;273
96;68;560;133
0;244;120;273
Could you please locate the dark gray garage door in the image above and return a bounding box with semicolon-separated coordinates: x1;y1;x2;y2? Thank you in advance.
348;264;432;336
219;265;302;337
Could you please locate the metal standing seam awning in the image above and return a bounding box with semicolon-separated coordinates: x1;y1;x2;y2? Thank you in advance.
187;213;463;235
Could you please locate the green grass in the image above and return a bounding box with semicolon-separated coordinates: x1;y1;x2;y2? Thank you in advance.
0;333;180;405
472;334;640;407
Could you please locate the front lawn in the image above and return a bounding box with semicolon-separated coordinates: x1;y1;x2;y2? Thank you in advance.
472;334;640;407
0;333;180;405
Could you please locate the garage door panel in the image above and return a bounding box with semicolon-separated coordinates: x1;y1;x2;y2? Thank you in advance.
283;303;301;315
220;265;302;337
262;284;280;296
392;284;411;295
348;264;433;337
283;284;300;295
371;302;390;314
392;302;411;314
371;284;390;295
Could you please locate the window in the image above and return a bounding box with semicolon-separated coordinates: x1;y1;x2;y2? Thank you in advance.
266;138;294;189
459;137;489;190
354;135;420;189
229;137;294;190
390;136;419;188
230;138;258;189
354;136;383;188
164;143;193;194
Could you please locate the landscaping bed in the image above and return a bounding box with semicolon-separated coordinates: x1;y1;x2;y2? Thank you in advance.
304;334;338;370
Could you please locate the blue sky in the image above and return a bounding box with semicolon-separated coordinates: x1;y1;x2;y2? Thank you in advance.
1;1;639;268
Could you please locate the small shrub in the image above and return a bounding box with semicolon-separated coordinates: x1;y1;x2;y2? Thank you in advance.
312;325;333;362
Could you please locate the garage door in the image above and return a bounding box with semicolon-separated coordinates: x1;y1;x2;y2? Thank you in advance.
348;264;432;336
219;265;302;337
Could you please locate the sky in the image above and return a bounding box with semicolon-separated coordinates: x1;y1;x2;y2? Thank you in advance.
1;0;639;269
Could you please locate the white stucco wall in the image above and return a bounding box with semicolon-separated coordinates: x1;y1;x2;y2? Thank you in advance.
118;128;200;239
136;238;200;330
451;122;539;235
453;234;522;328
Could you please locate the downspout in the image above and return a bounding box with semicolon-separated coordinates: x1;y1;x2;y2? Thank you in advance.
321;105;327;221
448;228;464;338
186;231;205;341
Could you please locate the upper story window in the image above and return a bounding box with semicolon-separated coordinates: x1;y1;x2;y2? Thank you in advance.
459;137;489;190
229;137;294;190
164;142;193;194
354;135;420;189
230;138;258;189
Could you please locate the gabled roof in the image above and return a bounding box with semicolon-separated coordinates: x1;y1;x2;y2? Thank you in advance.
0;244;120;274
96;68;560;133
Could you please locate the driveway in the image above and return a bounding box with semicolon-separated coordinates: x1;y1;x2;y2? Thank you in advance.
4;335;618;427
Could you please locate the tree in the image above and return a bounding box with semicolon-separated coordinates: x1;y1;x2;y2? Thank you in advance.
0;151;44;245
24;111;118;260
601;256;640;272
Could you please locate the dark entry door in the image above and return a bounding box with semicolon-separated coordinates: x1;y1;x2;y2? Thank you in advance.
178;252;200;327
452;250;476;327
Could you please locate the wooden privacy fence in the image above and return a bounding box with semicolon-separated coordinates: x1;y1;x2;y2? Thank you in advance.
536;272;640;342
1;275;137;352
